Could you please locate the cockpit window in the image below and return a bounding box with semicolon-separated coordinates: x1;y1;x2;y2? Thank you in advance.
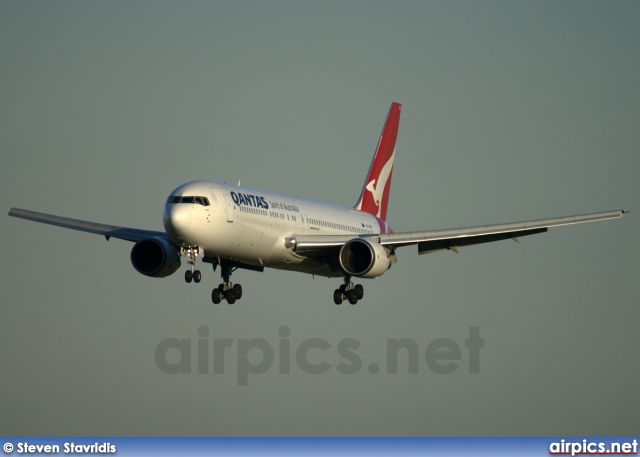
166;195;210;206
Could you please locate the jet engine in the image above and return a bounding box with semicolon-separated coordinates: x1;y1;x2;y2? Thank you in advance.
339;239;392;278
130;237;181;278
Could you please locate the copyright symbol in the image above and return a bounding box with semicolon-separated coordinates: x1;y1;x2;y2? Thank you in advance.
3;442;13;453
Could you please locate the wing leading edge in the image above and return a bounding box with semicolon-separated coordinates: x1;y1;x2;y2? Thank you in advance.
291;209;628;255
8;207;167;243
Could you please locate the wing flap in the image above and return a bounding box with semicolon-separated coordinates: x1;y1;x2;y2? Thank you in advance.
418;228;547;254
8;207;167;243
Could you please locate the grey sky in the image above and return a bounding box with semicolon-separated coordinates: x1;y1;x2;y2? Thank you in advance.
1;1;639;436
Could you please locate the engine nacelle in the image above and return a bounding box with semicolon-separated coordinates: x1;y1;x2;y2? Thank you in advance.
339;239;392;278
130;237;181;278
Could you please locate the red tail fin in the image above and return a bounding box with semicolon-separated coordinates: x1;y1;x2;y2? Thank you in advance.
354;102;401;221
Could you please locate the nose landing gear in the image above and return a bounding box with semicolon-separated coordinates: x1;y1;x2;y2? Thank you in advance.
183;246;202;284
184;269;201;283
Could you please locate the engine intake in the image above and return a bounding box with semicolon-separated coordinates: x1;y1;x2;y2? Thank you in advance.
339;239;391;278
130;237;181;278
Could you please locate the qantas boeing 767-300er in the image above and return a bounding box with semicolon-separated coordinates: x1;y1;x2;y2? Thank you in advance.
8;103;628;305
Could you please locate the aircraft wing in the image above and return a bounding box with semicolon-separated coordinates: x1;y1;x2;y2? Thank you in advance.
291;209;628;256
8;207;168;243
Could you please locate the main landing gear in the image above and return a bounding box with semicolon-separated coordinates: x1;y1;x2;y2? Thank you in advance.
184;246;202;284
211;261;243;305
333;276;364;305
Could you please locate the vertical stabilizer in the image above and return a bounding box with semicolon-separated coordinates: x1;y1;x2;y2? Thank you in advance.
354;102;401;221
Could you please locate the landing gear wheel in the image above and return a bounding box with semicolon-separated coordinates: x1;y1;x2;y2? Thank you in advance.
334;289;343;305
211;288;223;304
339;284;347;294
232;284;243;300
184;246;201;284
347;290;358;305
213;260;242;306
354;284;364;300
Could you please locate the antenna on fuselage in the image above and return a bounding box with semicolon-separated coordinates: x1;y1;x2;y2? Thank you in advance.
237;180;241;186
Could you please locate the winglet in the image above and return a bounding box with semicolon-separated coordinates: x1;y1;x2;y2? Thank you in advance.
354;102;401;221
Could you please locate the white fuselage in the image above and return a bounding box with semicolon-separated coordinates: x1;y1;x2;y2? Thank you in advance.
162;181;391;277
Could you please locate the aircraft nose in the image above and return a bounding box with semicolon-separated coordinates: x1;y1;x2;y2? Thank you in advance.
164;204;192;237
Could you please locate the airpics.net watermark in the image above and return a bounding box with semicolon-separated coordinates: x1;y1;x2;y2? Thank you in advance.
155;326;484;386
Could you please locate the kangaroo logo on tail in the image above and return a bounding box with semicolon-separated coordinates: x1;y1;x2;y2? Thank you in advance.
365;149;395;215
355;102;401;221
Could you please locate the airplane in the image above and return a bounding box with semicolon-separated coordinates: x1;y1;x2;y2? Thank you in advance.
8;103;628;305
